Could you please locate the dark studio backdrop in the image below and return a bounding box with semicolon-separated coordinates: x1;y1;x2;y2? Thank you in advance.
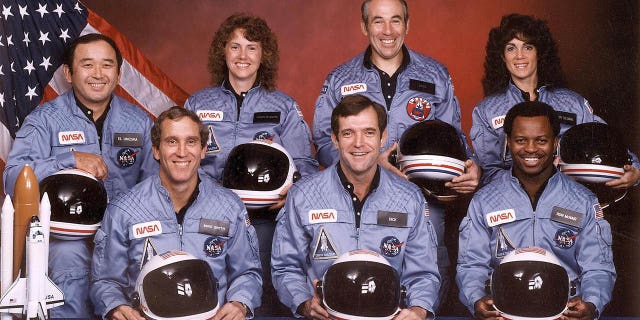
82;0;640;316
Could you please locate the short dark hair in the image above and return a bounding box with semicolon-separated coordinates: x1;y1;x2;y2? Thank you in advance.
151;107;208;148
504;101;560;137
63;33;123;74
331;94;387;137
361;0;409;27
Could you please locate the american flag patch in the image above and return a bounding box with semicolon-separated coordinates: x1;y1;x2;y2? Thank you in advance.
424;204;430;217
593;203;604;220
246;217;251;227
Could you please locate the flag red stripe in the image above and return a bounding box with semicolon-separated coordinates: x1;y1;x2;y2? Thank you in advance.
86;9;189;106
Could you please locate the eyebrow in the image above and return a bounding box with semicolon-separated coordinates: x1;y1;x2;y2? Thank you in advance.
78;57;115;63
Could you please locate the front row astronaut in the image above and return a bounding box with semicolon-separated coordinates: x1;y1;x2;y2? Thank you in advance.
89;107;262;320
456;101;615;320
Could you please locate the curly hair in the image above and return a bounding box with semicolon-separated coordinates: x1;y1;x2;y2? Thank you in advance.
482;13;567;96
207;13;279;91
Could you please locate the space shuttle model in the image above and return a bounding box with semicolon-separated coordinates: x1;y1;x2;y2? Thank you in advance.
0;165;64;319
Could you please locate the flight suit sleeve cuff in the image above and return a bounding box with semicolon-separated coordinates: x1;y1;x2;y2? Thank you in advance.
55;151;75;169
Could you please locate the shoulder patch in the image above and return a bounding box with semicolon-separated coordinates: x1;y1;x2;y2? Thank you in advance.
486;209;516;227
132;220;162;239
341;83;367;96
309;209;337;224
491;115;505;129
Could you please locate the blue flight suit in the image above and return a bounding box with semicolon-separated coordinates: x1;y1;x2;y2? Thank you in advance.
3;90;157;318
90;174;262;318
272;165;441;316
456;169;616;316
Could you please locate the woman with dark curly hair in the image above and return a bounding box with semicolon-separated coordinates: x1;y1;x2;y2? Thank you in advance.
470;13;639;187
184;13;318;317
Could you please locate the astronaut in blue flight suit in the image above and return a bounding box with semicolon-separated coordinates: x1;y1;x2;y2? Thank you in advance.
3;34;157;319
90;107;261;320
273;95;440;320
457;101;615;320
471;13;640;186
311;0;479;308
183;14;318;317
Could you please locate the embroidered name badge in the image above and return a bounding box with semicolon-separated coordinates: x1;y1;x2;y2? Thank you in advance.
556;111;577;126
341;83;367;95
132;221;162;239
309;209;337;224
199;219;230;236
197;110;224;122
550;206;583;228
409;79;435;94
58;131;86;145
486;209;516;227
377;211;408;227
113;133;142;147
491;115;506;129
253;112;281;124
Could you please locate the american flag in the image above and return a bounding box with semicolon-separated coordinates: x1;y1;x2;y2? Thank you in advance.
0;0;189;195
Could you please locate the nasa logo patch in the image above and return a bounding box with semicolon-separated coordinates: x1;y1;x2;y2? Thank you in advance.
554;228;578;249
406;97;431;121
117;148;138;167
380;236;404;257
253;131;274;141
203;236;226;257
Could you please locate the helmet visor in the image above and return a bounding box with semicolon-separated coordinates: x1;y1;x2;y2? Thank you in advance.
222;144;290;191
323;261;401;317
143;259;218;318
492;261;568;318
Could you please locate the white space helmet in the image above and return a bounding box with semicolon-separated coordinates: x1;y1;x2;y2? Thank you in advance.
397;120;467;202
316;250;404;320
222;140;299;211
133;251;219;320
39;169;107;240
558;122;631;208
490;247;570;320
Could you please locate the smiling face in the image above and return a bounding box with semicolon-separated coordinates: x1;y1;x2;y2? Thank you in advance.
361;0;408;66
153;117;206;190
331;106;387;181
507;115;558;181
63;40;121;111
225;28;262;88
503;37;538;85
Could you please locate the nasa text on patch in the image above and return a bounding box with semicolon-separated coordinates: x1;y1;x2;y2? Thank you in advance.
409;79;435;94
550;206;583;228
113;133;142;147
308;209;337;224
199;219;230;236
253;112;281;124
376;211;408;227
58;130;85;145
197;110;224;122
341;83;367;96
485;209;516;227
132;221;163;239
491;115;505;129
556;111;577;126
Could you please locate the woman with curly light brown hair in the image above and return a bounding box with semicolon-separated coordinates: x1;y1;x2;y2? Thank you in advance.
184;13;318;317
